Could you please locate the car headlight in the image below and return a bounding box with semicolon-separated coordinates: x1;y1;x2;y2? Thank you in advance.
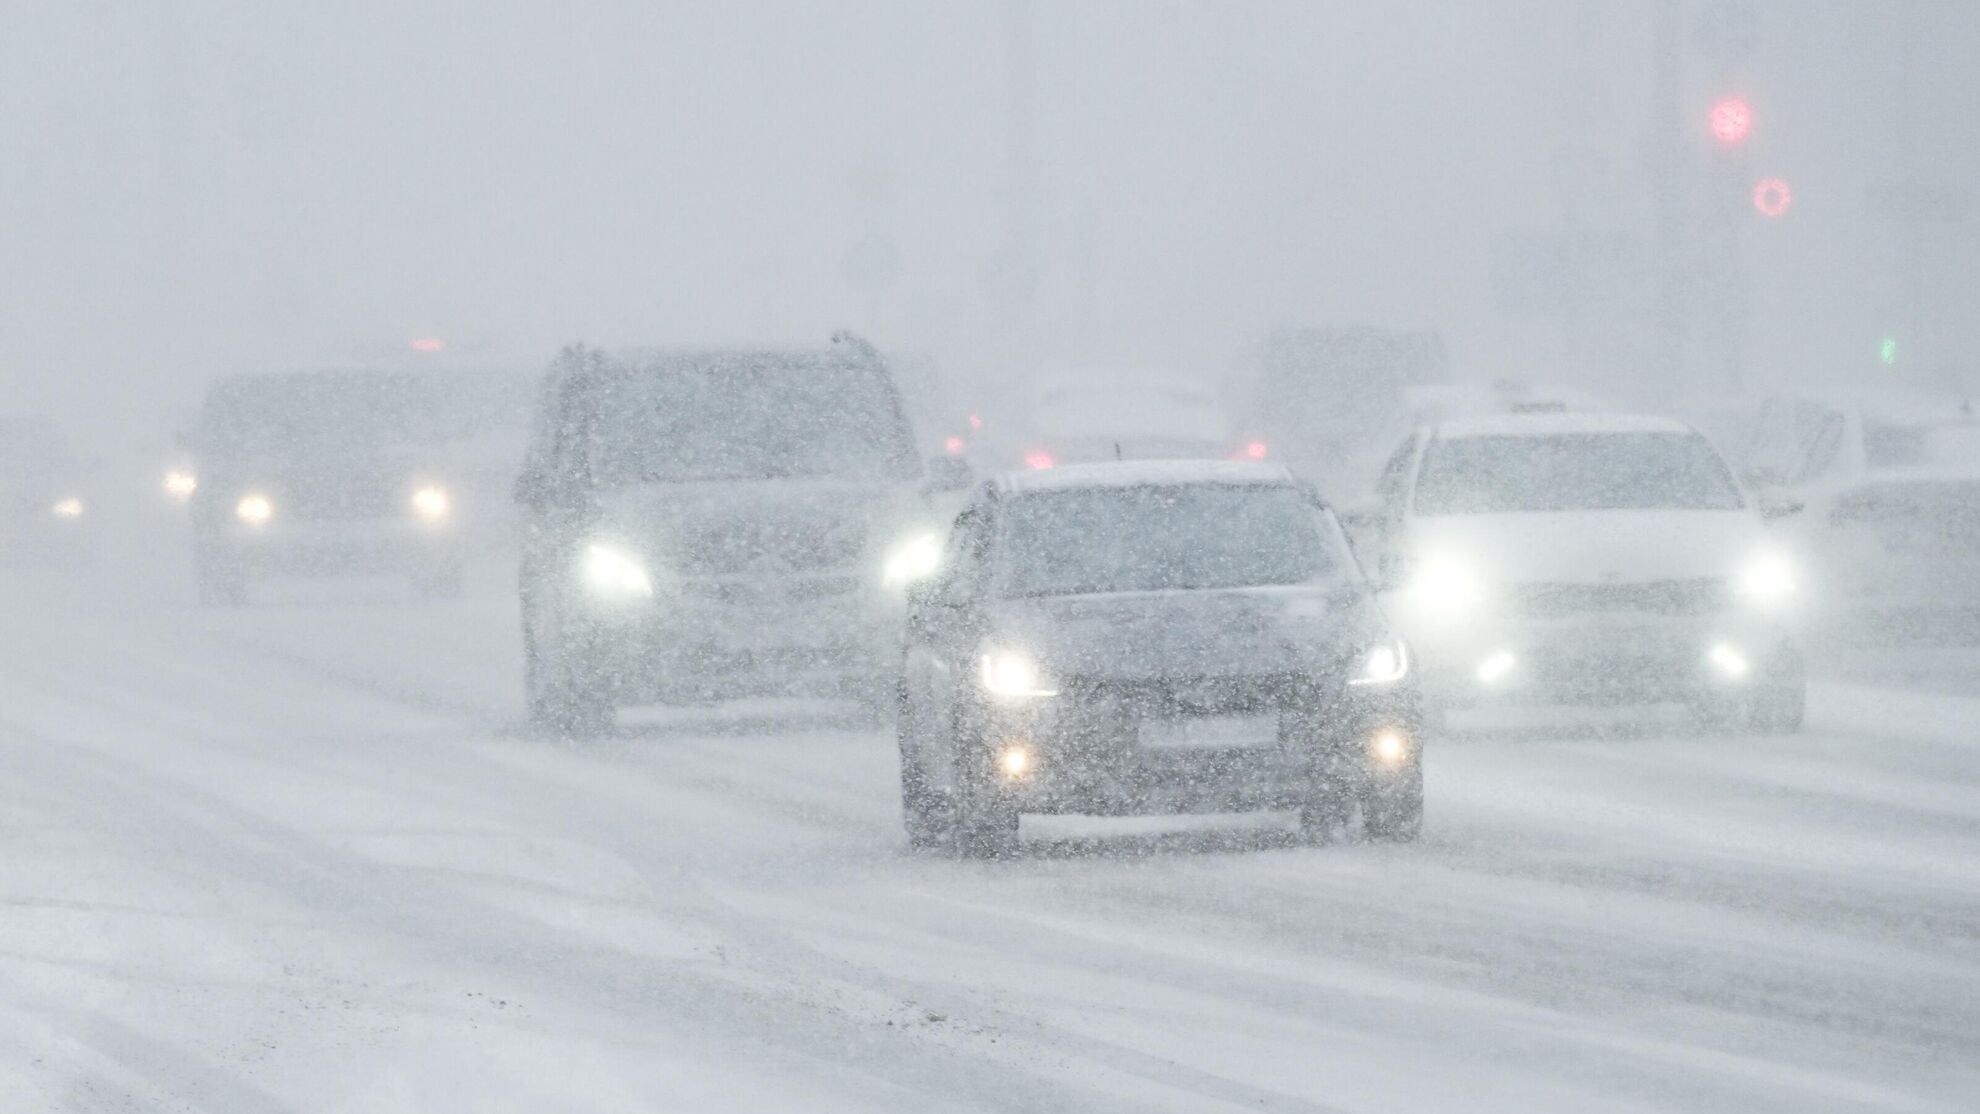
51;497;84;520
235;493;274;526
882;531;943;586
979;649;1059;698
1410;555;1484;611
163;471;198;501
410;484;451;521
1736;551;1796;607
1348;639;1410;687
581;543;653;600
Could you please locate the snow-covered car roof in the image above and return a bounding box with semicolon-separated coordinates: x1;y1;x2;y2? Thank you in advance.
996;459;1294;494
1431;411;1695;439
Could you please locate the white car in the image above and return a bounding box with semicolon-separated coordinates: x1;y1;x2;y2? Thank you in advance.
1742;392;1980;617
1360;412;1805;730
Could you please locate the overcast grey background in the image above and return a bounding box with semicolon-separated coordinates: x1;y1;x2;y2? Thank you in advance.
3;1;1975;435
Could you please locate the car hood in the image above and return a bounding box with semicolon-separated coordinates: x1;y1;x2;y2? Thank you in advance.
1406;509;1768;585
596;478;932;578
986;582;1385;682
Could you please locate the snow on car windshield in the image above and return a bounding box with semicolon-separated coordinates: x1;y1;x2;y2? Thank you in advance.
201;373;445;455
1414;431;1743;514
591;359;919;485
998;484;1341;597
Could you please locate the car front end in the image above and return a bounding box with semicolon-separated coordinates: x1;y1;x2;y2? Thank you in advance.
955;592;1421;820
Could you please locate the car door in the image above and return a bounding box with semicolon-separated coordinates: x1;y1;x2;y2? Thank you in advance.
518;369;601;645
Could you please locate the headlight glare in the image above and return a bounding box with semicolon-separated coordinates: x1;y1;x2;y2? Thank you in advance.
1348;639;1410;686
1411;556;1484;611
581;544;653;600
235;493;273;525
882;531;943;586
411;485;451;521
1736;552;1796;606
979;649;1058;698
163;471;198;500
51;497;84;519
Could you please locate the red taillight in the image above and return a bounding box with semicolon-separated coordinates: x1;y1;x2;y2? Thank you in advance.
410;337;445;353
944;435;966;455
967;414;984;430
1024;450;1055;470
1245;440;1269;460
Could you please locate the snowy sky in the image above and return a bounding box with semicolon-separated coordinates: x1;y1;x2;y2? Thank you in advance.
2;1;1975;431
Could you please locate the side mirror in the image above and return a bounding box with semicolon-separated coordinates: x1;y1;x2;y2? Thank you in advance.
1758;492;1805;521
925;456;974;493
1337;504;1384;532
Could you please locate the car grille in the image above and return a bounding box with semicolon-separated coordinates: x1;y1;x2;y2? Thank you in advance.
276;484;399;521
1511;578;1729;618
676;517;867;576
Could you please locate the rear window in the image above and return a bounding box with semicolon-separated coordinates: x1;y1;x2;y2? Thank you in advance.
1414;431;1743;514
590;357;919;486
997;484;1344;597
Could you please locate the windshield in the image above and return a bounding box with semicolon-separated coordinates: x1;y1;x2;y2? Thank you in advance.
997;484;1343;597
1414;431;1743;514
201;373;444;456
590;357;919;485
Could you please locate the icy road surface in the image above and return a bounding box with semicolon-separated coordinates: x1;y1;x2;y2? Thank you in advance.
2;566;1976;1113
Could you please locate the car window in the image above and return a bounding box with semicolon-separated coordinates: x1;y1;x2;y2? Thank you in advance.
588;356;919;486
994;484;1344;598
1413;432;1744;514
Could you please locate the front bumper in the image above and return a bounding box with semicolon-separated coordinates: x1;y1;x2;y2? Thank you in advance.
1410;611;1798;706
203;518;462;574
966;680;1419;816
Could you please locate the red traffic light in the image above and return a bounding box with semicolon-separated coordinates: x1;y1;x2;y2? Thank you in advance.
1708;97;1752;146
1753;177;1792;217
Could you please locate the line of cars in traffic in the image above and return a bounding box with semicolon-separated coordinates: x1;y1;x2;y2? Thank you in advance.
8;334;1976;857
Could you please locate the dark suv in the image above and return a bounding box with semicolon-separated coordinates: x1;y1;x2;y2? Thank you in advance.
898;461;1423;858
516;335;963;735
185;370;468;604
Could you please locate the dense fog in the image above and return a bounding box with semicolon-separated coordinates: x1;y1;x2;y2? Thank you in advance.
2;3;1977;1112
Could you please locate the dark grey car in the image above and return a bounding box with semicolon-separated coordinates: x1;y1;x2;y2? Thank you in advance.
898;461;1423;858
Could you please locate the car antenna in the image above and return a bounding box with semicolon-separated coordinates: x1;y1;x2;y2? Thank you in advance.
1114;441;1123;461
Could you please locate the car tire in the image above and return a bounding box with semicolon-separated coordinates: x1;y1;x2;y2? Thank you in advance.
1746;682;1806;734
951;724;1020;860
1363;766;1424;843
898;696;956;852
523;611;613;739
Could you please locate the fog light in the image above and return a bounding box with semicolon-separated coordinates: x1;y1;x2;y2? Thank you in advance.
1370;729;1410;767
997;745;1032;778
1476;650;1517;684
1709;643;1750;679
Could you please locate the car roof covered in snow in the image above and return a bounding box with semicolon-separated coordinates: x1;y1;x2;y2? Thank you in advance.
1431;411;1696;439
996;459;1295;494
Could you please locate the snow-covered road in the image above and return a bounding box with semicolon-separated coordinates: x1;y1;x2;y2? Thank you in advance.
2;563;1976;1112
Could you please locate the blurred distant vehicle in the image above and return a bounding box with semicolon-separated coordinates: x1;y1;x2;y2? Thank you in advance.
1013;380;1243;470
897;461;1421;857
1363;412;1805;732
1741;392;1980;617
515;334;969;735
184;370;472;605
1234;326;1449;489
0;417;96;565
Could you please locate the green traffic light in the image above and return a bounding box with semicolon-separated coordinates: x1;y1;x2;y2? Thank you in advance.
1879;337;1898;366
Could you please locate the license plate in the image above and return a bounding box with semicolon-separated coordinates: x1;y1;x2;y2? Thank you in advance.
1140;713;1280;750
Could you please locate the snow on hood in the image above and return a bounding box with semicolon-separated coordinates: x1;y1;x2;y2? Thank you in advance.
1406;509;1769;585
986;582;1384;682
